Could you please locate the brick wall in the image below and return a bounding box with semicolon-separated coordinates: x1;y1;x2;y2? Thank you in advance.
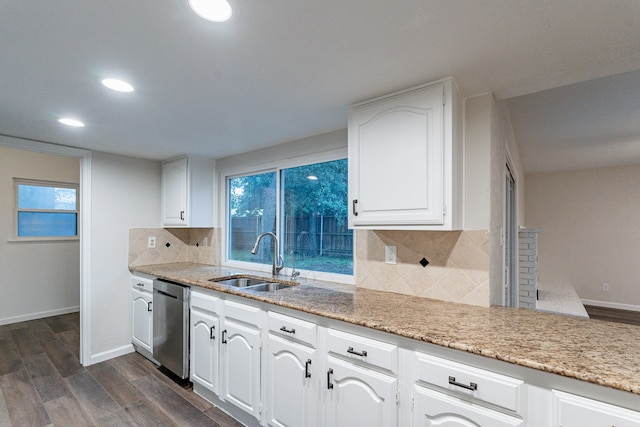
518;229;540;309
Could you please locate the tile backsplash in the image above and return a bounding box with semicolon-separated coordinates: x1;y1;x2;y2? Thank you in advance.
129;228;217;266
355;230;490;307
129;227;489;307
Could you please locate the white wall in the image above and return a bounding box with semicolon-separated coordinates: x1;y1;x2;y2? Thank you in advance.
0;146;80;324
89;151;161;360
525;165;640;309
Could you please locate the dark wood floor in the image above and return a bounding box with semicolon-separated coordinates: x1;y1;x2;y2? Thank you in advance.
0;313;244;427
584;305;640;327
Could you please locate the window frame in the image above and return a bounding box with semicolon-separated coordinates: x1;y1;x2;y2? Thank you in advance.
13;178;80;242
220;149;355;284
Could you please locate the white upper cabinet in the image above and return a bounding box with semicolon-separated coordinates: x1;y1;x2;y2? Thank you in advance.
348;78;461;230
162;155;214;227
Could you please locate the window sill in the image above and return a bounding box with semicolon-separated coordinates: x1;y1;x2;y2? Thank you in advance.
8;236;79;243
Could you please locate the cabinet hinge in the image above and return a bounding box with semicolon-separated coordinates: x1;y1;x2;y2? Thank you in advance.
396;388;400;404
259;403;262;415
411;393;415;410
442;91;446;105
443;204;447;216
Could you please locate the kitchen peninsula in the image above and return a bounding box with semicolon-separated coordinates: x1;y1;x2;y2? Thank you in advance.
131;261;640;426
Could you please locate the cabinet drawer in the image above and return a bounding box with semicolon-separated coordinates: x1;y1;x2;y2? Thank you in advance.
414;352;524;414
191;290;221;313
224;299;262;325
552;390;640;427
131;275;153;293
326;328;397;373
268;311;317;347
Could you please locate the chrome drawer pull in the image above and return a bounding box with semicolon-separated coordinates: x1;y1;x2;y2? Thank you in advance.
448;376;478;391
280;326;296;334
210;325;215;340
147;301;152;312
347;346;367;357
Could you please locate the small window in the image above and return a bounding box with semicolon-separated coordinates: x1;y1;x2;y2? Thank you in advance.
14;179;79;239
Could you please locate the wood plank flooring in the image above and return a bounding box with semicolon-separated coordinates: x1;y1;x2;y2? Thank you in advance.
584;305;640;327
0;313;244;427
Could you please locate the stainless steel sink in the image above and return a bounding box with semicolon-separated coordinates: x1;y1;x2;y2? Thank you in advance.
245;282;294;292
210;277;266;288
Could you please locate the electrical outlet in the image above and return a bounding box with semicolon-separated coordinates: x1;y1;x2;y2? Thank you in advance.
148;236;157;249
385;245;397;265
601;283;609;292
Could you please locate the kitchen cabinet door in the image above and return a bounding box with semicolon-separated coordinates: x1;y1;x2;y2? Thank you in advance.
412;385;523;427
348;78;461;230
161;155;214;227
191;309;220;394
220;317;262;421
266;333;317;427
131;287;153;354
325;355;397;427
162;156;188;226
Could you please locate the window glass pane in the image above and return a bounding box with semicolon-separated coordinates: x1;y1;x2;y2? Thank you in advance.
18;184;77;210
281;159;353;275
17;212;77;237
229;172;277;264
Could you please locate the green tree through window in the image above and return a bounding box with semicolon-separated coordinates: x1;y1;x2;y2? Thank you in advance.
228;159;353;275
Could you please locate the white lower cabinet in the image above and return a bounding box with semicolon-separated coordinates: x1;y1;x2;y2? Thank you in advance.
191;309;220;393
221;300;262;420
266;311;318;427
324;328;399;427
552;390;640;427
190;290;222;394
266;333;317;427
412;385;523;427
131;275;154;361
186;287;639;427
325;355;398;427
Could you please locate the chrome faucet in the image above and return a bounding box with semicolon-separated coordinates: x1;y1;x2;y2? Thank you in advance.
250;232;284;277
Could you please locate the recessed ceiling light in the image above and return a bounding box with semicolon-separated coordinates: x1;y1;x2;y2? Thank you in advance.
101;78;134;93
188;0;233;22
58;118;85;127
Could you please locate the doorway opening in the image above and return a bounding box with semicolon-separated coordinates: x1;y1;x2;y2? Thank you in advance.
504;163;518;307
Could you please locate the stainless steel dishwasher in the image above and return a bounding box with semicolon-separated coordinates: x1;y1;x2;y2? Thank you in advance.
153;279;190;380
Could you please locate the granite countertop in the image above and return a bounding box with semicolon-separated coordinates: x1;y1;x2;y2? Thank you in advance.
130;262;640;395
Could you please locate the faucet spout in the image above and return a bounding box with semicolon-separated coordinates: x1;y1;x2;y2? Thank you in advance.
250;232;284;277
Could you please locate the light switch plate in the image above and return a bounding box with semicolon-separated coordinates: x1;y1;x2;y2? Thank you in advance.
385;245;397;264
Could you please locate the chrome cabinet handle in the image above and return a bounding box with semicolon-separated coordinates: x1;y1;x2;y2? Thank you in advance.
305;359;312;378
347;346;367;357
448;376;477;391
147;301;152;312
136;282;144;287
280;326;295;334
327;368;334;389
352;199;358;216
180;210;185;220
221;329;228;344
210;325;215;340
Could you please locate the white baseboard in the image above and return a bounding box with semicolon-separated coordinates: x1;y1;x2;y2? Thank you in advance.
581;299;640;312
87;344;134;366
0;306;80;326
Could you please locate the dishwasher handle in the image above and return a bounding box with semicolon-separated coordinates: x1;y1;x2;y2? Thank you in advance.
154;289;179;300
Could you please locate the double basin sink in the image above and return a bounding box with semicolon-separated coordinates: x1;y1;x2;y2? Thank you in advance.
209;276;296;292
